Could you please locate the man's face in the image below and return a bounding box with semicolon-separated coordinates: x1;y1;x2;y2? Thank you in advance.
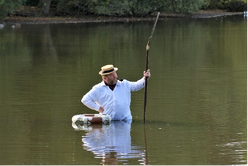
103;72;118;85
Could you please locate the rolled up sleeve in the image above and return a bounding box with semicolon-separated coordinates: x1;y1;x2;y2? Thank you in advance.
129;77;145;92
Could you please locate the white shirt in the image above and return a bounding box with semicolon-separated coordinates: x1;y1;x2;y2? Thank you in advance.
81;78;145;120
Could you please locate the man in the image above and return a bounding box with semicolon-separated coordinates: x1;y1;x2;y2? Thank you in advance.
81;64;151;121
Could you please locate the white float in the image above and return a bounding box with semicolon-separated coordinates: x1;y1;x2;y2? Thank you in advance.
72;114;111;125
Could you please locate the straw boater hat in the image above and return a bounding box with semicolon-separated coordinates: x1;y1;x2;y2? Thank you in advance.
99;64;118;76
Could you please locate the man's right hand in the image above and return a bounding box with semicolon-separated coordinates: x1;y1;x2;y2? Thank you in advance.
98;107;104;113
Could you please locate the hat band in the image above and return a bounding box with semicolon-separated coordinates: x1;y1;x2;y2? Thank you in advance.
102;68;114;74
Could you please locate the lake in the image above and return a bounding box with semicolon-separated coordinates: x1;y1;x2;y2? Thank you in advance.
0;15;246;165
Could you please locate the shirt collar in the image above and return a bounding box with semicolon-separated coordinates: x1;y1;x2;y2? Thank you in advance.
100;80;120;86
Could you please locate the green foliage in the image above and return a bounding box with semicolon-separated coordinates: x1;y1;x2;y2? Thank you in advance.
203;0;247;11
161;0;207;14
4;0;245;18
53;0;209;16
206;0;226;9
55;0;95;15
129;0;152;16
55;0;159;16
92;0;132;16
0;0;26;17
227;0;247;12
25;0;39;6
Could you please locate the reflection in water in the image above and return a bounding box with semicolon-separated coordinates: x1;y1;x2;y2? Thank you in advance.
217;138;247;164
73;121;147;165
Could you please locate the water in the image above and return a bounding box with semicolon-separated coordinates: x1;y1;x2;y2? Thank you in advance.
0;15;246;165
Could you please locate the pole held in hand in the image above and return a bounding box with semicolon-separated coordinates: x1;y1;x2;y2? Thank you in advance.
144;12;160;123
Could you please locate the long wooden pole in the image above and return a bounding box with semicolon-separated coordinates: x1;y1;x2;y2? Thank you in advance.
144;12;160;123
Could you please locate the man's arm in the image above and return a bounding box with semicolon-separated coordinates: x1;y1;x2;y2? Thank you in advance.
129;69;151;91
81;90;101;112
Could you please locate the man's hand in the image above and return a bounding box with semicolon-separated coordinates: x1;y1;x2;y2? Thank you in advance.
98;107;104;113
143;69;151;79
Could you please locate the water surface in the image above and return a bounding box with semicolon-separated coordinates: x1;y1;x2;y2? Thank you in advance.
0;15;246;165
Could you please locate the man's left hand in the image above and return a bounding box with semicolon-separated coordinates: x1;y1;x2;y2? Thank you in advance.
144;69;151;79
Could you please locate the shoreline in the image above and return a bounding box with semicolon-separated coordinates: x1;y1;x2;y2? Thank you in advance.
1;10;244;25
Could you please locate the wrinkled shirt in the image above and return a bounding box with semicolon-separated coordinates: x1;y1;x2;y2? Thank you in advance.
81;78;145;120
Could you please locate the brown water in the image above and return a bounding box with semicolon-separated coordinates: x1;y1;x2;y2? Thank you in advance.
0;15;246;165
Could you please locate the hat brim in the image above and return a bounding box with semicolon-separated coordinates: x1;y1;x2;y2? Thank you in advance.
99;67;118;76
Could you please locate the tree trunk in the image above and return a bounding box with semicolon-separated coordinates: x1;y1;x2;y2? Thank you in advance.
37;0;45;8
41;0;52;17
